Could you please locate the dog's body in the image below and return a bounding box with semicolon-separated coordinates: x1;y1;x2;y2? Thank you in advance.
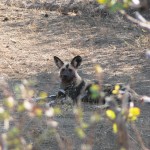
53;56;140;106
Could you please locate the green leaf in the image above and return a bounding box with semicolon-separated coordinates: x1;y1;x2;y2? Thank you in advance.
109;2;124;12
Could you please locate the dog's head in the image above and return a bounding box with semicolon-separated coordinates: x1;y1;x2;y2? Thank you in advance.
54;56;82;84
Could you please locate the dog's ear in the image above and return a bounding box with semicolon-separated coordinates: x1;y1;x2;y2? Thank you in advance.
54;56;64;68
71;56;82;68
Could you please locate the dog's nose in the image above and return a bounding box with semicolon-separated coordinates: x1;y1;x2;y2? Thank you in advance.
62;75;68;78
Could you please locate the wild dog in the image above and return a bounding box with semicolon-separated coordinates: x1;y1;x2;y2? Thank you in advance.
54;55;86;104
54;55;114;105
53;55;140;107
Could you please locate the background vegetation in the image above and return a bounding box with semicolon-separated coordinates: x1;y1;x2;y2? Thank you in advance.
0;0;150;150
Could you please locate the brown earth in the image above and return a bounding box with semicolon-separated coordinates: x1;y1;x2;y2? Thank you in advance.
0;1;150;150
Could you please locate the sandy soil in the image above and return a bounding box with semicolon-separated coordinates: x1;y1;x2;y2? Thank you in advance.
0;1;150;149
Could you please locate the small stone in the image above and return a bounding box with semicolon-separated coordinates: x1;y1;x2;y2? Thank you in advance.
3;17;9;22
44;13;48;17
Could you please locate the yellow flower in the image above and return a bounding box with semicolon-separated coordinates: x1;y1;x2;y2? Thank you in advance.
75;127;86;139
54;107;61;115
112;84;120;95
95;64;103;73
112;90;118;94
5;97;15;108
120;147;126;150
113;123;118;133
128;107;140;121
106;110;116;120
90;84;100;92
17;104;25;112
115;85;120;91
81;122;89;129
34;107;43;117
97;0;107;4
129;107;140;116
39;92;48;100
90;112;101;123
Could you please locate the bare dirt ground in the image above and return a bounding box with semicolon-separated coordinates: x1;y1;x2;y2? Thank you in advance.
0;1;150;150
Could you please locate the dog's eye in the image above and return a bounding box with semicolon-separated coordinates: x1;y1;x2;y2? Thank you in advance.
61;68;65;72
69;69;72;72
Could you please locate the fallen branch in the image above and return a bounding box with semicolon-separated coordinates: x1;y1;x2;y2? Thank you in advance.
119;10;150;30
140;96;150;103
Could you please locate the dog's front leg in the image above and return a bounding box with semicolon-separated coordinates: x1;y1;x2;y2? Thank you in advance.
46;89;66;107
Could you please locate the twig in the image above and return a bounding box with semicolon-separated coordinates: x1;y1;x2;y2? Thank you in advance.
128;132;139;145
131;123;149;150
55;132;65;150
119;10;150;30
134;11;147;22
141;96;150;103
